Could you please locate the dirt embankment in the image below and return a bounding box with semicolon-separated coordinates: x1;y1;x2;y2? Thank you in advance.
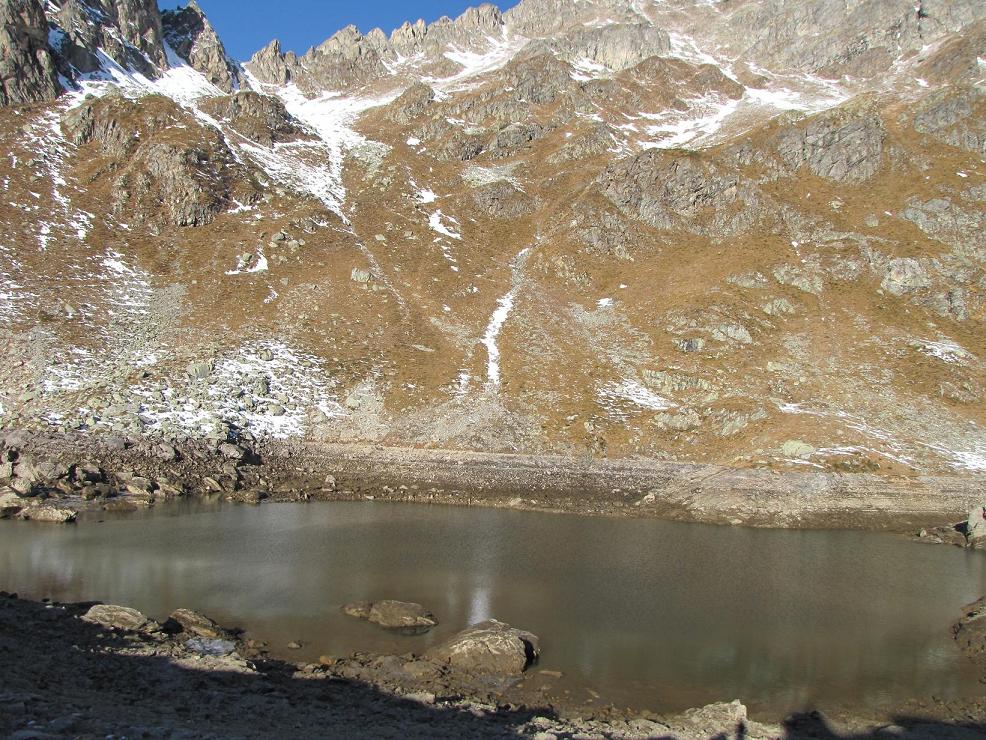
2;428;985;538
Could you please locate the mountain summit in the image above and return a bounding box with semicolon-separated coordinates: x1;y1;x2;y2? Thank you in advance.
0;0;984;476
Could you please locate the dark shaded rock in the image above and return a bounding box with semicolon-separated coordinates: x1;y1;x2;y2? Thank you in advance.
426;619;540;675
165;608;229;639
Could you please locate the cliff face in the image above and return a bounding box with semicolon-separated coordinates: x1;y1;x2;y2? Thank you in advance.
0;0;60;106
161;0;239;93
0;0;984;477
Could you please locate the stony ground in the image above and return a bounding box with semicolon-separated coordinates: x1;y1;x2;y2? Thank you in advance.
3;428;986;536
3;592;986;739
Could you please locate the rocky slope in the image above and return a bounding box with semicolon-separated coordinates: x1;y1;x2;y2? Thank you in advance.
0;0;984;480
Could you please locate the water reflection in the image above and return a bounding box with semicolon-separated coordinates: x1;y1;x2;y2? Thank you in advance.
1;500;984;714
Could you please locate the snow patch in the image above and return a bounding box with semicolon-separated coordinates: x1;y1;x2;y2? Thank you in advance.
482;247;530;389
429;210;462;240
598;379;674;415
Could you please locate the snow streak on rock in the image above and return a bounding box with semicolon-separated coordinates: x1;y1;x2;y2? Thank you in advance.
482;247;530;390
597;379;674;419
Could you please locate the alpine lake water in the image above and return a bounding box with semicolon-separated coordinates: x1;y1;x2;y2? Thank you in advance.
1;499;984;717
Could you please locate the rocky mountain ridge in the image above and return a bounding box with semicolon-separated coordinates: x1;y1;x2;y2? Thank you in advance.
0;0;984;478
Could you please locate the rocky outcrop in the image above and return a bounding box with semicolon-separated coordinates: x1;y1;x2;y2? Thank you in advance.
777;108;885;182
50;0;167;80
161;0;239;93
913;86;986;156
64;92;257;227
245;39;294;86
426;619;539;675
0;0;61;106
599;150;763;237
199;92;306;146
549;22;671;72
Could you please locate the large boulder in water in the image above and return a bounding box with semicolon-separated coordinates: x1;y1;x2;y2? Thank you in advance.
966;507;986;542
342;600;438;634
426;619;539;675
17;504;77;523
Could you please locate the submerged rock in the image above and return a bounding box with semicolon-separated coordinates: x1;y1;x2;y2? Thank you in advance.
342;600;438;634
82;604;149;631
426;619;540;675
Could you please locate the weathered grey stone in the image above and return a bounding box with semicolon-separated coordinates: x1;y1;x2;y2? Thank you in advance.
17;505;77;523
82;604;148;630
781;440;816;459
187;361;213;380
0;490;24;518
426;619;539;675
167;608;229;639
712;323;753;345
185;637;236;656
966;506;986;541
162;0;239;92
881;258;930;296
777;110;885;182
342;600;438;633
0;0;61;106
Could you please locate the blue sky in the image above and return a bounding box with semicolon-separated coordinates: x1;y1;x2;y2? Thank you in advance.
158;0;521;61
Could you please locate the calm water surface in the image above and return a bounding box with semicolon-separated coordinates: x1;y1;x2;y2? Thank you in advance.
1;500;984;715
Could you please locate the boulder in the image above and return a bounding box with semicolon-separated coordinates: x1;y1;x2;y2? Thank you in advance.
426;619;539;675
218;442;246;460
17;505;77;523
187;361;213;380
0;490;24;518
881;258;930;296
185;637;236;656
966;507;986;541
82;604;149;631
342;600;438;634
165;608;229;639
781;440;816;460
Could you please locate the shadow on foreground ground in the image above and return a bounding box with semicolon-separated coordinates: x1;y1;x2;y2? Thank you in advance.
1;596;985;739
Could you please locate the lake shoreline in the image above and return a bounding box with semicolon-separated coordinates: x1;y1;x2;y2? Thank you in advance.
2;428;985;538
1;591;984;739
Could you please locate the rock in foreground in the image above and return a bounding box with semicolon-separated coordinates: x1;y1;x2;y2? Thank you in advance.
342;600;438;633
165;608;230;639
426;619;540;676
82;604;150;631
